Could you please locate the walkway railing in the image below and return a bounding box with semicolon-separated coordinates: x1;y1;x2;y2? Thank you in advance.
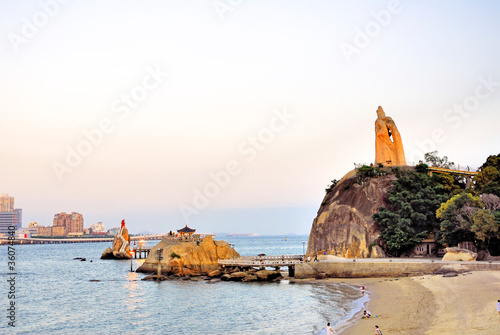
218;255;304;267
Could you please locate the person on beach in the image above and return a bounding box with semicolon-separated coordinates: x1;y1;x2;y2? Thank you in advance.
374;325;382;335
363;310;371;318
497;300;500;318
361;285;365;295
326;322;335;334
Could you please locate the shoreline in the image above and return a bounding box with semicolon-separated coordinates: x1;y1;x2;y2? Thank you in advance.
307;271;500;334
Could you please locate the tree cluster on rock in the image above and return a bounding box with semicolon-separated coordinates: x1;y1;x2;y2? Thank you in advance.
437;192;500;254
372;164;449;256
373;152;500;256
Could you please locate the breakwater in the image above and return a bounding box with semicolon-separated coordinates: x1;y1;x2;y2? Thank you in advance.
295;259;500;279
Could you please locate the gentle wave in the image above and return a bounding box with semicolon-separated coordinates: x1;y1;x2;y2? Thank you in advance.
3;236;366;334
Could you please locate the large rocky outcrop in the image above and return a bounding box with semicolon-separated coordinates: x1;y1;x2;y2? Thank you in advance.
307;169;397;258
136;236;238;276
101;226;131;259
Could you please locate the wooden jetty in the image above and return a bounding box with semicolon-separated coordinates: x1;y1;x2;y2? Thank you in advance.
132;247;151;259
218;255;304;277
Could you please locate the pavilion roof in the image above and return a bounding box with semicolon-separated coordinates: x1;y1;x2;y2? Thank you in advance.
177;225;196;233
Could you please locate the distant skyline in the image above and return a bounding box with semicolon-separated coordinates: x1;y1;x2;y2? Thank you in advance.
1;1;499;234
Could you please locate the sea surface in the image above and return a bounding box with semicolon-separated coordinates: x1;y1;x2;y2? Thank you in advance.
1;235;367;334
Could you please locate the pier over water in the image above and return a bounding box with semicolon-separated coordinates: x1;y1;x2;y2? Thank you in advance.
0;234;164;245
219;255;304;277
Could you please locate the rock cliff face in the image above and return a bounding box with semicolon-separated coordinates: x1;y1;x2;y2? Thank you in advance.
307;170;396;258
136;236;239;276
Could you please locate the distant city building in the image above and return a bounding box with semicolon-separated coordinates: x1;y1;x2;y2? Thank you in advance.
36;226;53;236
106;227;120;236
16;227;36;238
68;232;83;237
29;221;39;228
53;212;84;235
52;226;67;237
90;222;105;232
35;226;66;237
0;212;18;235
14;209;22;229
0;193;14;212
0;193;22;234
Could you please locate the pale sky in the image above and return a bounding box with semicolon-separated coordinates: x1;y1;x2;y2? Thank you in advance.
1;0;499;235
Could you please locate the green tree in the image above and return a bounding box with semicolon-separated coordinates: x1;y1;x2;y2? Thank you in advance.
373;168;449;256
481;182;500;197
432;173;463;195
480;154;500;170
471;209;499;243
325;179;339;193
475;166;500;195
356;165;375;183
474;154;500;196
424;151;455;169
436;192;482;246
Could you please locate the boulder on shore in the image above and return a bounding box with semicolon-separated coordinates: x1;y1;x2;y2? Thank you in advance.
208;269;222;278
441;247;477;262
101;226;131;259
220;269;283;282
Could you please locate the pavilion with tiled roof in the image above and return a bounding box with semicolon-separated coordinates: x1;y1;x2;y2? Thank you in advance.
177;225;196;236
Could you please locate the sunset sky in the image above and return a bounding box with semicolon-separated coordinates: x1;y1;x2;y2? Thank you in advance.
1;0;499;234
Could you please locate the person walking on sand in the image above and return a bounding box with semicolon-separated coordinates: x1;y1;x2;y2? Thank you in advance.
497;300;500;318
326;322;335;335
374;325;382;335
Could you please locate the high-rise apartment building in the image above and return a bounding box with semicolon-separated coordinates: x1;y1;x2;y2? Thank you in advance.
0;193;14;212
0;193;22;235
53;212;84;235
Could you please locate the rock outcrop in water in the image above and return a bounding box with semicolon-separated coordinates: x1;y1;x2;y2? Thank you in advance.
307;169;397;258
136;236;238;276
101;222;131;259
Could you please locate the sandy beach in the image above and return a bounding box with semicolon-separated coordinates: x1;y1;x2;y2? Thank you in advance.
330;271;500;335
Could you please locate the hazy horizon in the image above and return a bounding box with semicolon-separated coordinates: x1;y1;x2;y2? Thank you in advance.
2;0;499;235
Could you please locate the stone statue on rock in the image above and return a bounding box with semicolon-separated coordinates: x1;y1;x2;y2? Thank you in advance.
101;220;132;259
375;106;406;166
307;106;410;258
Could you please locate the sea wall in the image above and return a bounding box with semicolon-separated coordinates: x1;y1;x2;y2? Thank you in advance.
294;261;500;279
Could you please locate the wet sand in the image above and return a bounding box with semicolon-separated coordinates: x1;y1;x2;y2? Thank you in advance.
329;271;500;334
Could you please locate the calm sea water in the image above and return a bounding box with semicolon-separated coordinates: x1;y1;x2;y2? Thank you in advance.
1;235;367;334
